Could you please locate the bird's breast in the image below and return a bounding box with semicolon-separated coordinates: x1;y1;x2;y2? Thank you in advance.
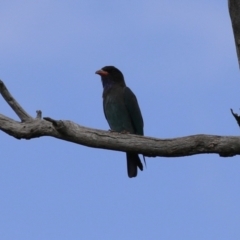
103;88;134;133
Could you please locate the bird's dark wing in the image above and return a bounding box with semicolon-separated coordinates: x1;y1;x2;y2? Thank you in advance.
123;87;144;135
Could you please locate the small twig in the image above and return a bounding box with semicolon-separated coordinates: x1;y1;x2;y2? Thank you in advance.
0;80;32;121
231;108;240;127
36;110;42;119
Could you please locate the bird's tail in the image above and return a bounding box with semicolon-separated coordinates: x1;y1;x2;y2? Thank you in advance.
126;152;143;178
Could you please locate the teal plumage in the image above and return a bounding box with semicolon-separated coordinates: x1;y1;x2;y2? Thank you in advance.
96;66;144;178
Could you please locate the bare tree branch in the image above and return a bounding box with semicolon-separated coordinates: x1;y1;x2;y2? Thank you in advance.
229;0;240;68
1;80;240;158
0;81;32;121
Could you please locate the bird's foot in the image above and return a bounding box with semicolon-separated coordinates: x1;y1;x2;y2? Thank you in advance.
108;129;117;133
120;130;130;134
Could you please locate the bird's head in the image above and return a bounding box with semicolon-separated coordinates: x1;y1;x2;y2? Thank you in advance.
95;66;126;88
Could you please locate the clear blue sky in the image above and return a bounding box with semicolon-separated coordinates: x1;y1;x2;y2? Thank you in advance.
1;1;240;239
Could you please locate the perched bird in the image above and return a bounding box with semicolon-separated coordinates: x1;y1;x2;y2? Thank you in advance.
95;66;144;178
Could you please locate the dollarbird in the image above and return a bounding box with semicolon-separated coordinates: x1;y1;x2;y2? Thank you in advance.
95;66;144;178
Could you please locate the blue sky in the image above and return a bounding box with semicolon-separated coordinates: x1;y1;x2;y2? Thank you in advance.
1;0;240;239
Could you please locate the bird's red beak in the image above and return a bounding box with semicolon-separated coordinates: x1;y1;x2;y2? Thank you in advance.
95;69;109;76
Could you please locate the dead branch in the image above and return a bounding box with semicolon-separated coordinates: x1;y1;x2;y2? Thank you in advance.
229;0;240;68
1;80;240;158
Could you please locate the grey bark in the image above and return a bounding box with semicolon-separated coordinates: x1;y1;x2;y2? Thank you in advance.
229;0;240;67
0;80;240;158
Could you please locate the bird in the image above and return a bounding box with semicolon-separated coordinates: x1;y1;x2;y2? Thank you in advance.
95;66;144;178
